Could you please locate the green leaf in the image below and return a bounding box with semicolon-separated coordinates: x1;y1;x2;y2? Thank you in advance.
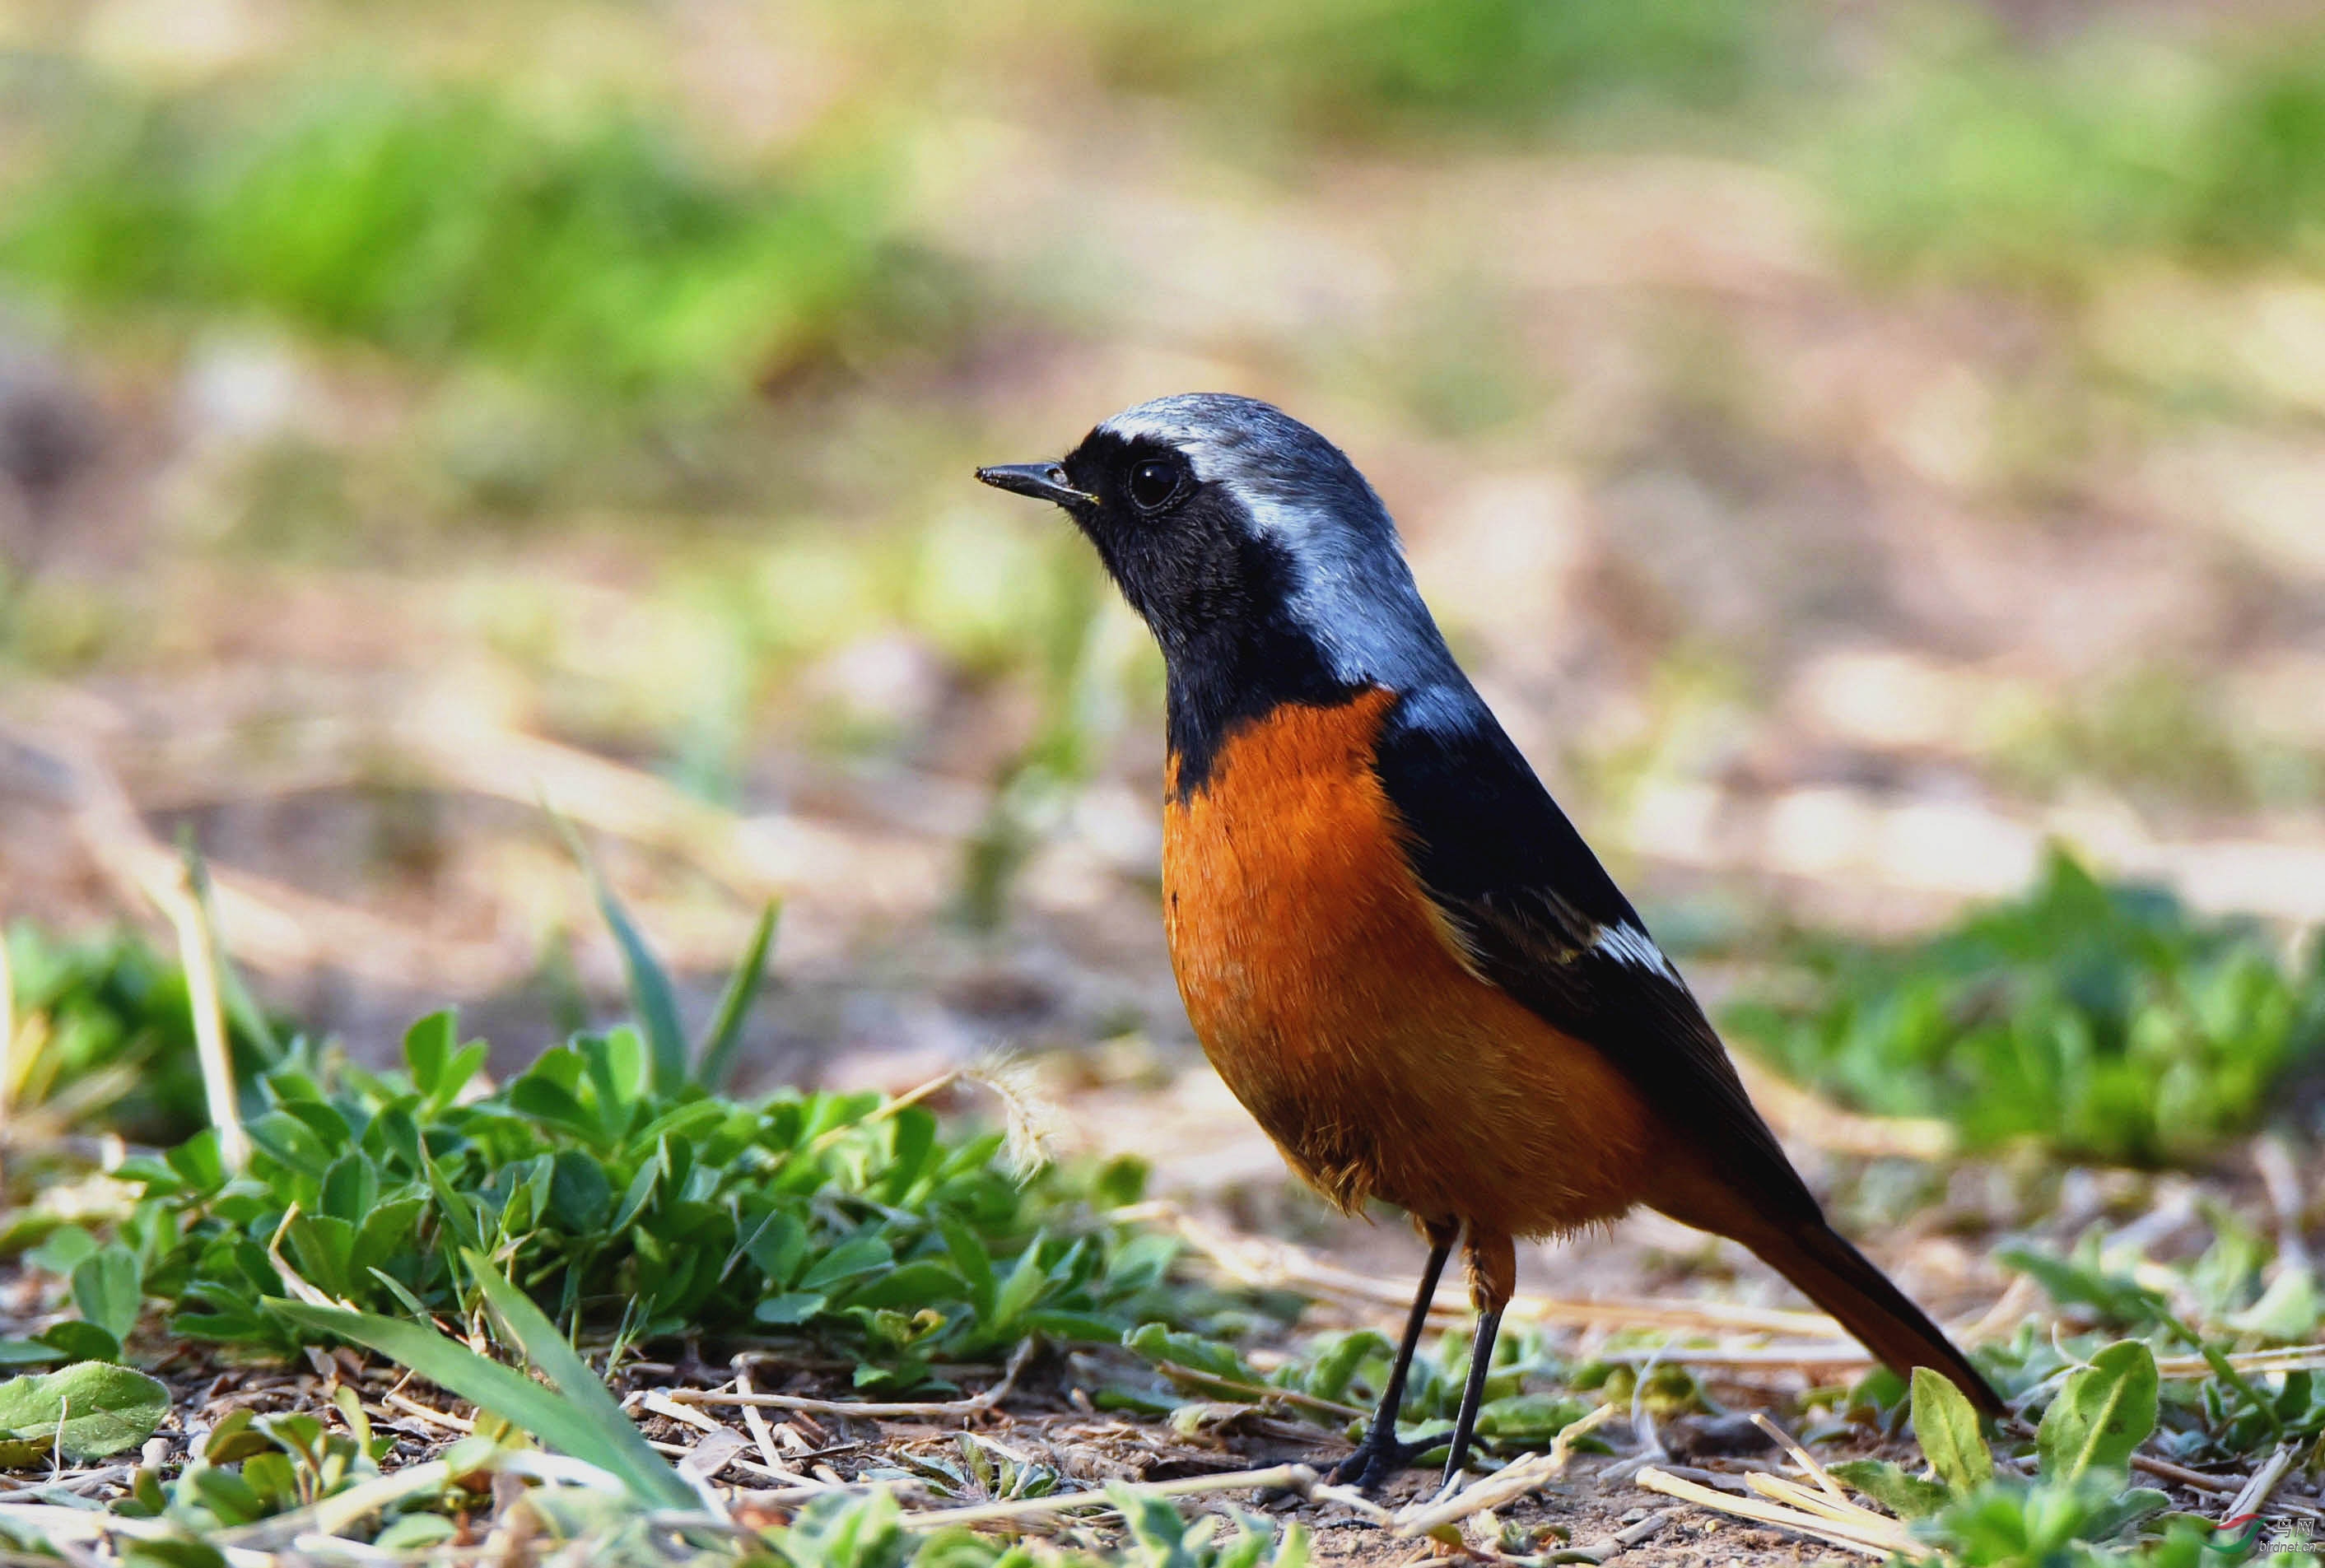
36;1320;122;1364
989;1240;1051;1333
798;1236;894;1293
1829;1459;1952;1519
403;1011;457;1099
1125;1323;1259;1385
1474;1392;1591;1440
1107;1481;1200;1568
2036;1339;2158;1485
25;1226;98;1277
71;1245;142;1342
267;1287;695;1511
753;1292;827;1326
547;1151;613;1233
1910;1366;1992;1498
694;900;777;1091
1299;1331;1389;1404
939;1217;995;1318
2229;1263;2323;1342
245;1110;333;1179
845;1261;969;1310
782;1491;905;1567
319;1152;380;1224
1997;1245;2167;1329
558;817;688;1097
2080;1485;2172;1542
459;1248;701;1509
0;1362;170;1459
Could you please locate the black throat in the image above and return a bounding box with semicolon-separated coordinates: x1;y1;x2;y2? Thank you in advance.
1162;612;1363;802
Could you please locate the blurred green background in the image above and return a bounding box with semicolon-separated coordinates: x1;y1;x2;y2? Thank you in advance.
2;0;2322;1110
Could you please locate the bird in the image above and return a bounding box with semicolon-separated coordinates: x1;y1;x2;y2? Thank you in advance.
976;393;2002;1493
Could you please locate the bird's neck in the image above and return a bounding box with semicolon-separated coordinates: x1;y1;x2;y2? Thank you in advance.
1162;613;1362;803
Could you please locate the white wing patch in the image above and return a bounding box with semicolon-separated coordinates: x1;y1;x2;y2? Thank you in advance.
1591;922;1679;982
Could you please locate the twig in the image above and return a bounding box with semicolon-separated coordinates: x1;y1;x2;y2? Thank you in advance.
639;1389;724;1435
1392;1404;1621;1536
898;1463;1321;1528
1149;1361;1368;1423
384;1392;474;1433
2224;1442;2299;1525
701;1338;1036;1420
1634;1465;1908;1559
1747;1412;1845;1504
1745;1471;1899;1533
804;1071;960;1153
646;1435;800;1487
2131;1454;2243;1495
733;1365;816;1487
1554;1508;1672;1564
2157;1346;2325;1378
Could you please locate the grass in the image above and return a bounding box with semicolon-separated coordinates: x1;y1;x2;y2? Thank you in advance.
1818;13;2325;288
7;849;2325;1562
1723;849;2325;1166
1086;0;1806;146
16;914;1265;1390
0;76;942;404
1;922;283;1152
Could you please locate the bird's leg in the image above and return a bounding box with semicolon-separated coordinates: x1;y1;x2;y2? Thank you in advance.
1326;1221;1456;1493
1439;1229;1516;1487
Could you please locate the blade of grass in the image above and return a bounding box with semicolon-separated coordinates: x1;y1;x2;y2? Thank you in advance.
694;900;777;1090
549;809;687;1096
151;840;248;1172
184;846;282;1064
458;1248;713;1514
266;1296;698;1512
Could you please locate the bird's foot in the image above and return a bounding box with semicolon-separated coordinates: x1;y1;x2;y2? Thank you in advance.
1325;1428;1451;1495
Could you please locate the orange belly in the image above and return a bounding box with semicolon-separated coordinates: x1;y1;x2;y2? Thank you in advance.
1162;689;1655;1238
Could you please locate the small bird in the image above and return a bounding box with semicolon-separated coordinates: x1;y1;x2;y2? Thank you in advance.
977;394;2001;1491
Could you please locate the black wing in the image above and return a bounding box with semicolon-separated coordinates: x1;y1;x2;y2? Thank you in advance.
1372;696;1819;1221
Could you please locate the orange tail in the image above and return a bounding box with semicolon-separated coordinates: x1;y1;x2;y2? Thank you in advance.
1746;1218;2004;1414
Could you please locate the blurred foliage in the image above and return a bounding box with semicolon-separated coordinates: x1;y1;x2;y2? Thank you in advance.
2;922;278;1148
1092;0;1805;143
1823;15;2325;284
0;77;948;401
1991;668;2300;815
1726;849;2325;1166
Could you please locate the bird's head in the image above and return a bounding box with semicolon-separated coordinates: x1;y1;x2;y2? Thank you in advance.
976;394;1459;713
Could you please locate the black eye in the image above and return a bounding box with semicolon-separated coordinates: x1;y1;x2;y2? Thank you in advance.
1127;458;1184;511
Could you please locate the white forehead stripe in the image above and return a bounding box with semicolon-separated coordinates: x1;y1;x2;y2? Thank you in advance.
1591;923;1679;982
1090;393;1465;696
1097;404;1234;481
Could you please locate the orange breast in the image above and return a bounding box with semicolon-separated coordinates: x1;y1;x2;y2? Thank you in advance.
1162;690;1656;1238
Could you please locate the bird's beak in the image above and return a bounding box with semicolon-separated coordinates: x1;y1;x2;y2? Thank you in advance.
975;463;1097;508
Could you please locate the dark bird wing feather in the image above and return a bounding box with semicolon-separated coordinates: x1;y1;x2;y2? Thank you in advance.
1371;695;1820;1223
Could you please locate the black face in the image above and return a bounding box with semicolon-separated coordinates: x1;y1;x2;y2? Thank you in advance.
1049;430;1279;654
977;394;1415;793
1045;428;1356;790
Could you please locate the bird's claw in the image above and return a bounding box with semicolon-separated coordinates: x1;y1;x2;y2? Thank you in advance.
1325;1429;1450;1495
